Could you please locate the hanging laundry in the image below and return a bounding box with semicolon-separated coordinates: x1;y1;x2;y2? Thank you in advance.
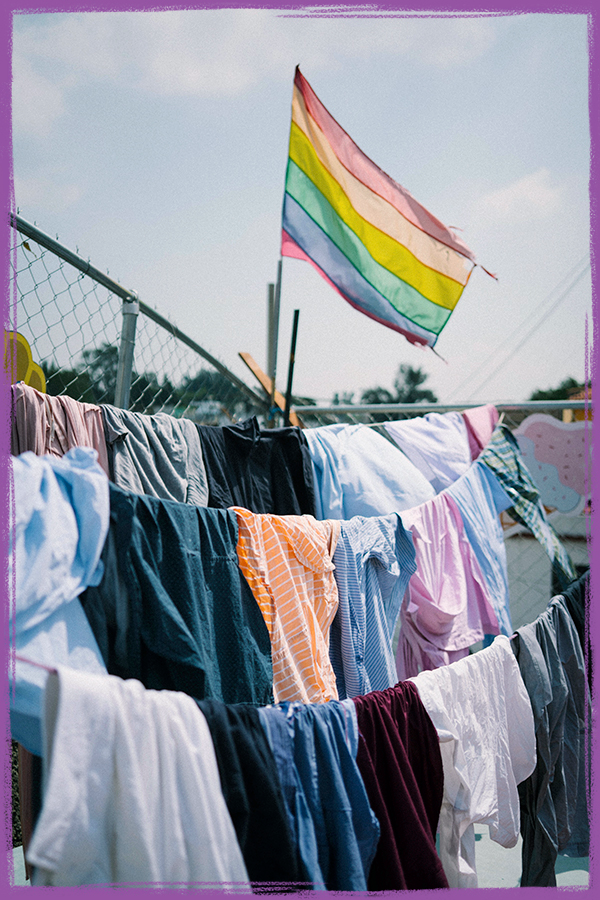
410;635;536;888
101;405;208;506
304;422;435;519
383;410;472;492
550;595;590;862
196;699;305;889
560;569;590;685
329;513;416;699
258;705;322;888
462;403;499;459
81;486;273;706
11;382;110;476
395;490;500;679
352;680;448;891
259;700;380;891
9;448;109;756
78;528;130;676
26;667;250;888
446;459;514;640
512;596;590;886
479;423;577;588
197;416;317;515
234;508;340;703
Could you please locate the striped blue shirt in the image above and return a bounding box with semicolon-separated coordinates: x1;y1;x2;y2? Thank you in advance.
330;514;416;699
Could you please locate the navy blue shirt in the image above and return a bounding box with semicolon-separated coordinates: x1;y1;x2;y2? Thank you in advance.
81;484;273;706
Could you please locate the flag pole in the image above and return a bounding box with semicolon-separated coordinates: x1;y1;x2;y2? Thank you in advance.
283;308;300;427
267;282;275;378
269;258;282;423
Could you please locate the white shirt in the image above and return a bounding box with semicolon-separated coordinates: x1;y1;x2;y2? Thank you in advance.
410;636;536;888
27;667;250;888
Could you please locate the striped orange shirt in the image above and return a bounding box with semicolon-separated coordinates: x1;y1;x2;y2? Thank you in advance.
233;508;341;704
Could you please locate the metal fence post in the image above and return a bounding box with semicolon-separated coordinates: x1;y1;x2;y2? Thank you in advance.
114;295;139;409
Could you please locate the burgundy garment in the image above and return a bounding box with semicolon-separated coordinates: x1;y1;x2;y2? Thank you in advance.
353;681;448;891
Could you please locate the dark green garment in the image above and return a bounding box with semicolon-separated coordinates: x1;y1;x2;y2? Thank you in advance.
81;484;273;706
479;424;576;589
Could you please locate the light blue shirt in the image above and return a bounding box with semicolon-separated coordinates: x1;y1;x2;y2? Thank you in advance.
330;514;416;698
9;448;109;755
446;460;513;639
304;423;435;520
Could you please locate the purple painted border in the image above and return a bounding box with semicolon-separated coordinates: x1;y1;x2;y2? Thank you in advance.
0;2;596;898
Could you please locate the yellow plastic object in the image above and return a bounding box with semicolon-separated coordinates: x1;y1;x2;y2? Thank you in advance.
3;331;46;393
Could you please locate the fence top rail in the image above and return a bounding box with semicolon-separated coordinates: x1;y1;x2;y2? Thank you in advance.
11;212;138;304
293;400;591;415
11;212;269;411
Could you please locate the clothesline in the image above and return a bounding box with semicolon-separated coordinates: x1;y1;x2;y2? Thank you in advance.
8;382;590;890
14;654;57;675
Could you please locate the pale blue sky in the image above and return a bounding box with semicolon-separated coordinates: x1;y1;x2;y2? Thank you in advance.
11;8;592;405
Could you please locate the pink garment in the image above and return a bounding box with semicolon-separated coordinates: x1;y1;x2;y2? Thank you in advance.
11;382;109;477
462;405;499;460
396;492;500;679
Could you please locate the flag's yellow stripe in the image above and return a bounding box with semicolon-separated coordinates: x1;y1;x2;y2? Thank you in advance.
292;87;472;290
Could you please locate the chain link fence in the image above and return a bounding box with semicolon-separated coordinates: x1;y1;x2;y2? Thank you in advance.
7;214;270;425
293;400;589;431
7;213;591;618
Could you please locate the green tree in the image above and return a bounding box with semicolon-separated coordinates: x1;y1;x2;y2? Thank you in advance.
129;372;179;414
178;369;257;419
529;376;583;401
41;361;96;403
81;343;119;403
360;364;437;405
331;391;355;406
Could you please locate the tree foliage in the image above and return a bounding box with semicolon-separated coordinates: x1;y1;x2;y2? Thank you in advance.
40;343;263;419
360;364;437;405
528;376;584;402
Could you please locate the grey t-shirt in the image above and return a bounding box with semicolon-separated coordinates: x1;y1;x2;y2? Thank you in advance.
101;405;208;506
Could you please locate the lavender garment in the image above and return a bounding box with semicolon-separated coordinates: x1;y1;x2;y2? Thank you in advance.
383;411;472;492
396;491;500;679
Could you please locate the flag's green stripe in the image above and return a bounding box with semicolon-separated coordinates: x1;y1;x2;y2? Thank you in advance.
285;161;454;334
289;122;463;309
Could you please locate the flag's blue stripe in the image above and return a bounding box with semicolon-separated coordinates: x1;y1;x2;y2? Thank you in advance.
283;193;438;346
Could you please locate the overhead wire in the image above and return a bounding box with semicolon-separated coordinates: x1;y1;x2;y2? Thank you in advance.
463;261;590;401
444;254;591;403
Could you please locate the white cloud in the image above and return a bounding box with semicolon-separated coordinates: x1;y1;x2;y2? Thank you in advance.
478;168;564;222
11;9;498;134
13;174;83;213
11;54;65;137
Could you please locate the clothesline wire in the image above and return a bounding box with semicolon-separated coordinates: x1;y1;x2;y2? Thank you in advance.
444;255;591;404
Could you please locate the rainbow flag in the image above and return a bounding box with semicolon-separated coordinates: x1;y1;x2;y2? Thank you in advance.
281;67;478;348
